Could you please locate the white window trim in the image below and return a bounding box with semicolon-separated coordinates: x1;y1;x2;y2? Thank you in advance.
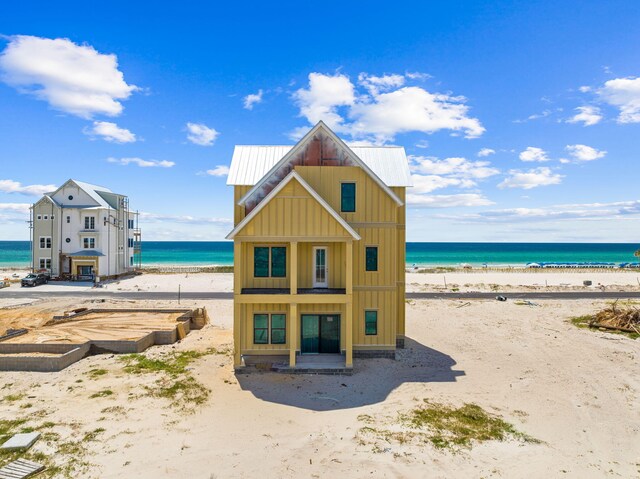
39;236;52;249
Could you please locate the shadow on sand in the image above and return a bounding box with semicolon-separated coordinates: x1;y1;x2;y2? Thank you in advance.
236;338;465;411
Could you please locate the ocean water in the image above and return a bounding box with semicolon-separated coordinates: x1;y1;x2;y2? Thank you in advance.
1;240;638;268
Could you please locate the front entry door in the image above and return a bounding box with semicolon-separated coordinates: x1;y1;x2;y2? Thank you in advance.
313;247;328;288
301;314;340;354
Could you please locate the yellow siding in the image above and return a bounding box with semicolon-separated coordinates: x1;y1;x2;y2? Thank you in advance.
298;242;345;289
234;186;250;224
234;177;353;239
352;290;397;348
233;162;407;360
295;166;397;224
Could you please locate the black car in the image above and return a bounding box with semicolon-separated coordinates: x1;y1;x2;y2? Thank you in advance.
21;273;48;287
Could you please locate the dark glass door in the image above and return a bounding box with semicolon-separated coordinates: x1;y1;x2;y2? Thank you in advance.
301;314;340;354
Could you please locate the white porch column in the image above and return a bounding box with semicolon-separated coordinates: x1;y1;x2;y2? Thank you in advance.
345;240;353;368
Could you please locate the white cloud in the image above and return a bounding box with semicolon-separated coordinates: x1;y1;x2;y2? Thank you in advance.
566;105;602;126
411;175;476;194
85;121;136;143
186;122;219;146
0;35;137;118
415;139;429;149
578;86;592;93
292;72;355;132
519;147;550;162
498;167;563;190
598;76;640;123
205;165;230;177
405;71;431;80
477;148;495;157
243;89;263;110
139;211;232;225
0;202;31;213
409;156;499;179
441;200;640;223
565;144;606;162
407;193;494;208
292;72;484;143
0;180;56;196
107;157;174;168
357;73;405;95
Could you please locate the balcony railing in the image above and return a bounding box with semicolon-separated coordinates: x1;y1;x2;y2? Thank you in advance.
241;287;346;295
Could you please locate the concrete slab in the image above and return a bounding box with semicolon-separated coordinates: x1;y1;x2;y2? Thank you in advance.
0;432;40;451
0;458;45;479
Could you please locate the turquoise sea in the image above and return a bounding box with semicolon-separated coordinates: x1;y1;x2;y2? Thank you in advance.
1;240;639;268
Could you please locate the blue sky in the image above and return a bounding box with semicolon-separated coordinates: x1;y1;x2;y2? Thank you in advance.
1;1;639;242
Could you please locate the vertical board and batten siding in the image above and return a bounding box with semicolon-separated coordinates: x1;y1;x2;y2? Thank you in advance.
233;179;354;239
298;242;345;289
352;290;397;348
295;166;397;224
233;160;406;355
234;186;251;224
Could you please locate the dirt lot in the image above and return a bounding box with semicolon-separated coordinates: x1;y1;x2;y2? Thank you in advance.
0;297;638;478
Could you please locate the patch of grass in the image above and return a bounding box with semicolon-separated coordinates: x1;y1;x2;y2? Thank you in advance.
101;406;125;414
87;368;108;378
119;349;220;410
119;349;218;376
570;315;593;329
152;376;210;405
2;393;26;402
19;402;32;409
89;389;114;399
0;418;27;443
83;428;105;442
403;401;539;449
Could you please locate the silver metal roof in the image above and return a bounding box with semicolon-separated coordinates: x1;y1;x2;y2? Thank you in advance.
227;145;412;187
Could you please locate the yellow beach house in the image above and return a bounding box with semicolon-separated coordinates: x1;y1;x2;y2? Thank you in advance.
226;122;411;371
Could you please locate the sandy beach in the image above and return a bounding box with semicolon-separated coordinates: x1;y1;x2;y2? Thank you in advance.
0;272;638;478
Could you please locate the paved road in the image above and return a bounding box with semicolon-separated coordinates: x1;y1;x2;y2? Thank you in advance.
2;289;640;300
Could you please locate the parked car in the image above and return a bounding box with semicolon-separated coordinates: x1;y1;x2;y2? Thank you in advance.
21;273;48;287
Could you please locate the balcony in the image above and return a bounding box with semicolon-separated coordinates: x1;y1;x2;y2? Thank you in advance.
241;288;346;295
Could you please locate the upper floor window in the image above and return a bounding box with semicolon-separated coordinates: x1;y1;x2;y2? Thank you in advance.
39;237;52;249
66;216;70;224
254;246;286;278
365;246;378;271
83;237;95;249
43;215;48;220
84;216;95;230
36;215;42;220
128;219;134;229
341;182;356;213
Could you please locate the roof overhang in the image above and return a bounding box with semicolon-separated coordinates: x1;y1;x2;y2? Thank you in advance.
67;250;105;257
226;170;361;240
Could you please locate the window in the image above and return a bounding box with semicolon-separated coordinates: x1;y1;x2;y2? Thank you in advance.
253;314;269;344
365;310;378;335
39;258;51;270
66;216;70;224
68;195;73;201
253;313;286;344
130;256;134;266
128;219;134;228
128;238;134;248
39;237;51;249
84;216;95;230
51;215;54;220
43;215;48;220
271;247;286;278
83;237;95;249
254;246;286;278
365;246;378;271
254;247;269;277
341;182;356;212
270;314;286;344
36;215;42;220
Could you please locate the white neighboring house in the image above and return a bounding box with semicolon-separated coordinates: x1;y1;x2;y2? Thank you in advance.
30;179;141;280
